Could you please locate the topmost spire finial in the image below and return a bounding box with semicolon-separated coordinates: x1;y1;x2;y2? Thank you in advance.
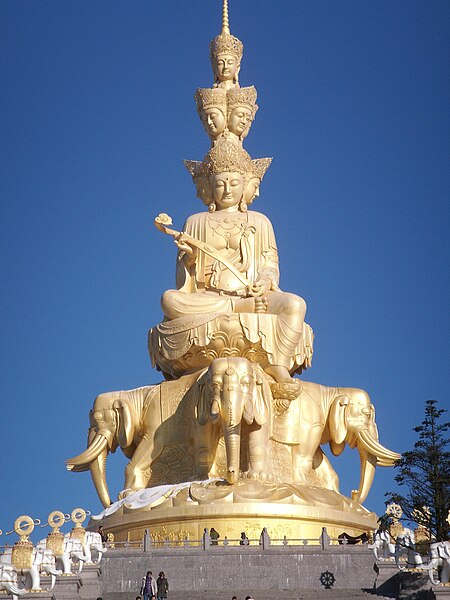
209;0;243;89
222;0;230;35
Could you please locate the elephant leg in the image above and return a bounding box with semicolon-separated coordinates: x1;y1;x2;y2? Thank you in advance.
292;423;323;483
193;421;220;478
312;447;339;491
124;431;164;491
292;455;313;482
247;423;272;481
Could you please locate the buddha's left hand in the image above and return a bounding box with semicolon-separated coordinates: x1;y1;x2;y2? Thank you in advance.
249;278;271;297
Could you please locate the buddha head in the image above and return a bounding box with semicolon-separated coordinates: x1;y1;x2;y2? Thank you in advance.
209;1;243;89
226;86;258;141
210;172;245;210
195;88;227;140
184;140;272;211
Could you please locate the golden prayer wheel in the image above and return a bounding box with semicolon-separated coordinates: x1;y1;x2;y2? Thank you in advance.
12;540;34;570
47;530;65;556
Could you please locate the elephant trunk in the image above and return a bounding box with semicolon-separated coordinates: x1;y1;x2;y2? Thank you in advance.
65;433;109;470
9;584;27;597
90;447;111;508
352;428;401;503
224;424;241;484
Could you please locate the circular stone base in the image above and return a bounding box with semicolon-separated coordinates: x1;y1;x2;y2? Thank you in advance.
93;481;378;544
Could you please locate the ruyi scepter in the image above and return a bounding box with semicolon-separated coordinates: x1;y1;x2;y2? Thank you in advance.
154;213;268;311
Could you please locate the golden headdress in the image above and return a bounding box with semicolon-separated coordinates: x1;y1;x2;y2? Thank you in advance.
194;87;227;115
184;139;272;206
226;86;258;118
209;0;244;63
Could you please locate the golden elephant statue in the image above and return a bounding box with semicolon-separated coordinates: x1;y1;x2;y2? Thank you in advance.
66;371;212;507
66;356;274;505
272;381;401;502
197;356;273;484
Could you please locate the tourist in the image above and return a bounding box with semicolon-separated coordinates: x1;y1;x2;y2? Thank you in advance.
98;525;107;543
210;527;220;545
239;531;249;545
156;571;169;600
141;571;157;600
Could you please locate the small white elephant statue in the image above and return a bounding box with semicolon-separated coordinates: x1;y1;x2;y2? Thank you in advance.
82;531;107;564
0;564;27;599
395;528;424;570
37;534;85;575
426;541;450;585
0;546;61;592
369;528;395;561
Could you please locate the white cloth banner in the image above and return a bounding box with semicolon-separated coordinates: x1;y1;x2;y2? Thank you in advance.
92;480;219;520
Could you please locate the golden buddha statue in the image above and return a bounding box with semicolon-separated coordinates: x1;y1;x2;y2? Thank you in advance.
152;140;309;390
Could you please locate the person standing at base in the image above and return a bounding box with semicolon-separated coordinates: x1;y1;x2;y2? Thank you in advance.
142;571;157;600
210;527;220;545
156;571;169;600
239;531;249;545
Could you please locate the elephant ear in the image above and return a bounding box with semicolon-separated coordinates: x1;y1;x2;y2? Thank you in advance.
114;400;134;448
251;372;271;425
196;380;213;426
328;395;349;447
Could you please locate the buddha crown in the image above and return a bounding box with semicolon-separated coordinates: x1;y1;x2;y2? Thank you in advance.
209;0;243;63
194;87;227;115
184;140;272;181
226;86;258;116
195;139;254;178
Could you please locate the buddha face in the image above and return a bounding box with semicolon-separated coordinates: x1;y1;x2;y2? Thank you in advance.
214;54;239;83
228;107;253;139
201;107;226;138
243;176;260;205
210;172;245;210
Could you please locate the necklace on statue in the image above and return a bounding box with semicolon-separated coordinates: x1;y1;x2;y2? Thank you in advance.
207;213;248;249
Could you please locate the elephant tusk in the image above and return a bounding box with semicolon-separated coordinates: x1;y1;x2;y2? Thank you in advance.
65;434;108;469
357;430;401;465
90;447;111;508
9;584;27;596
352;447;376;504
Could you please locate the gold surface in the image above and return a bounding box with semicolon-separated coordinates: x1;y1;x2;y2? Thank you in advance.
97;491;377;543
11;540;34;570
67;0;400;538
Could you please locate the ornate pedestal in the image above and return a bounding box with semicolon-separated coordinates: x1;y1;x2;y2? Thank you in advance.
94;481;377;543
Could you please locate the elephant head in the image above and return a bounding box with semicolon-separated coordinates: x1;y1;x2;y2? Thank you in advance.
0;565;27;598
66;387;157;507
327;389;401;503
197;357;270;484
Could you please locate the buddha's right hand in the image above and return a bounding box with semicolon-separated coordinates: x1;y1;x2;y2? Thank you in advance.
175;234;197;264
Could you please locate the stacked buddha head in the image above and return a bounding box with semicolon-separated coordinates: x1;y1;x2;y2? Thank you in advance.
189;1;268;207
209;0;243;90
184;140;271;211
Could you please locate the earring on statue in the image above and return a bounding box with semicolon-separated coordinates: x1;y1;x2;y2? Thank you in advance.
239;199;247;212
208;201;216;213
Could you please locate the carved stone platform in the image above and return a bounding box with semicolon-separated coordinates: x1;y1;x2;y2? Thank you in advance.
94;480;377;543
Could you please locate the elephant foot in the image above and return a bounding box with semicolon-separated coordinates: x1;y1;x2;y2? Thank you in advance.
247;469;273;482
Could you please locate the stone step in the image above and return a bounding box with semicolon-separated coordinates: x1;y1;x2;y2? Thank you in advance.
102;591;395;600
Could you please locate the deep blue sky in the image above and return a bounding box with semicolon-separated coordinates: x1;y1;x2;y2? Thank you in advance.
1;0;449;538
